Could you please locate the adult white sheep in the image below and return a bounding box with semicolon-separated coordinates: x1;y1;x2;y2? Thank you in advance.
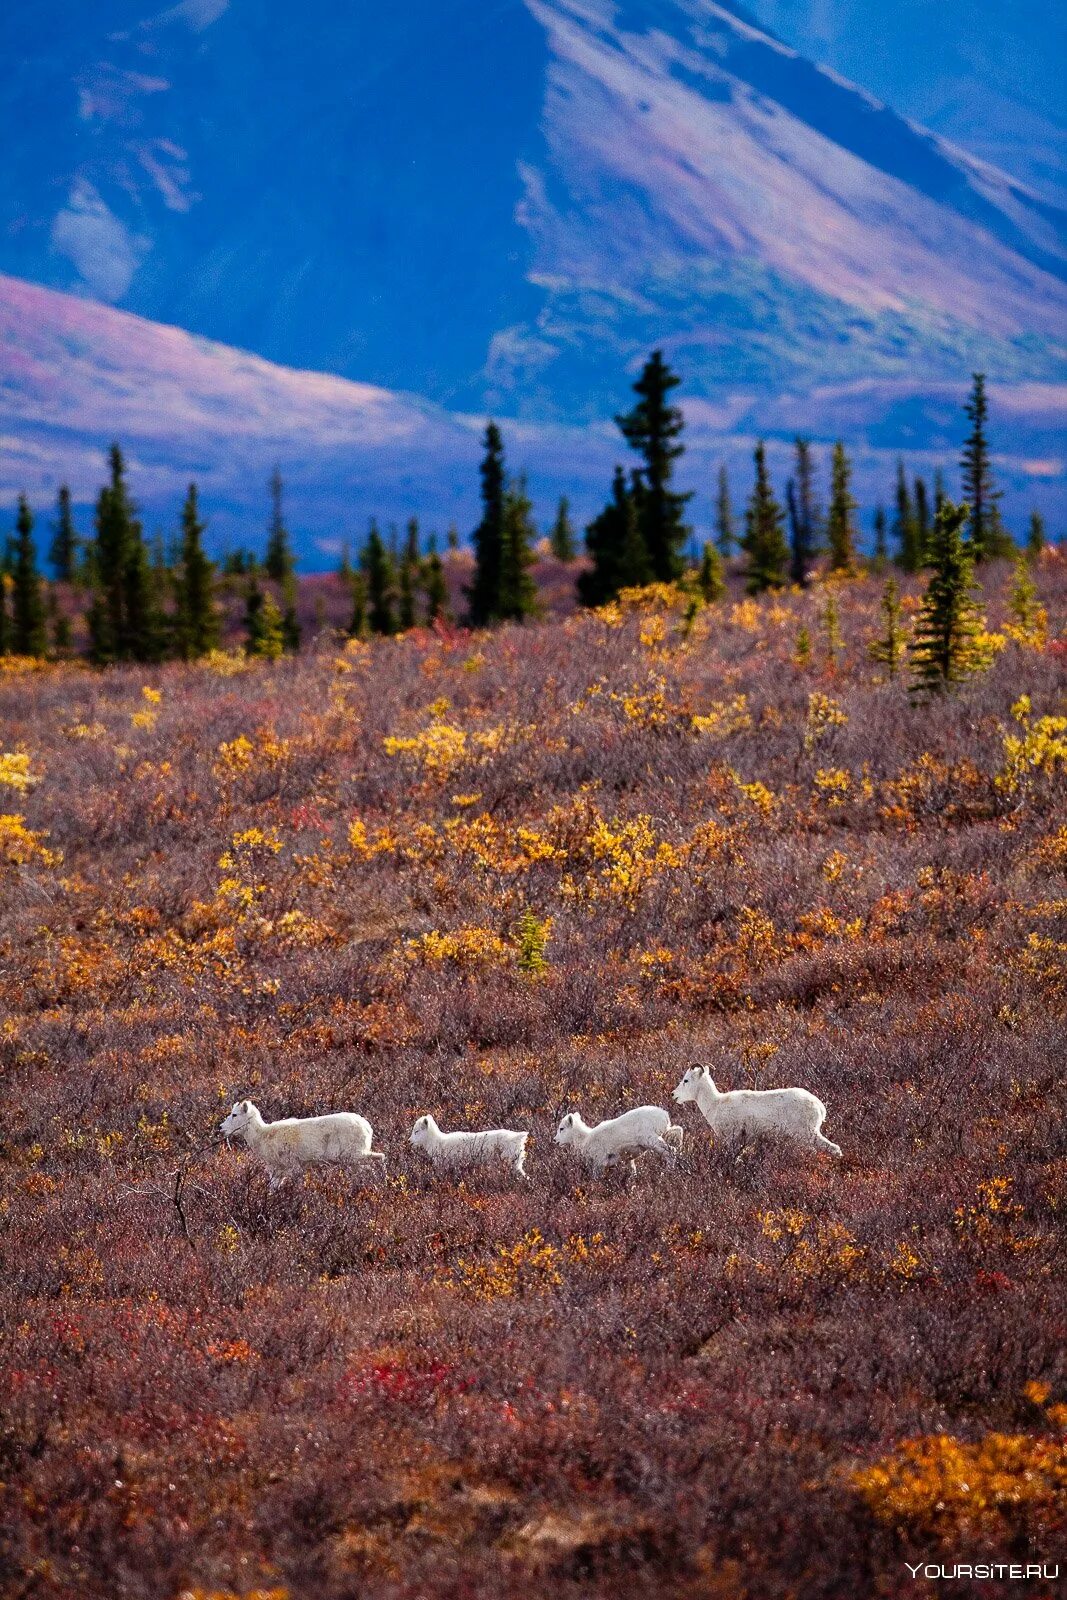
672;1066;842;1156
219;1099;386;1188
409;1114;529;1180
554;1106;683;1174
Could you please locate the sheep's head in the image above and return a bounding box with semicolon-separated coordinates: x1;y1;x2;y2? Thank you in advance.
220;1100;255;1142
409;1115;433;1147
673;1065;710;1103
555;1113;579;1146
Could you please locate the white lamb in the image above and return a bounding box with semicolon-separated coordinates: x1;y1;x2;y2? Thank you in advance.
219;1099;386;1188
672;1066;842;1156
409;1114;529;1180
554;1106;684;1174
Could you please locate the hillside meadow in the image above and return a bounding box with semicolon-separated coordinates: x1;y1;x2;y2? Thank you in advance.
1;563;1065;1599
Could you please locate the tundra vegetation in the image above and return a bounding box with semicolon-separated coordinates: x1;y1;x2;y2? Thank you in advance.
0;554;1064;1599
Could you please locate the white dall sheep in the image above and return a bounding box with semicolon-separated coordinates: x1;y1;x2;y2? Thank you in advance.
554;1107;683;1174
672;1066;842;1156
220;1099;386;1188
409;1114;529;1180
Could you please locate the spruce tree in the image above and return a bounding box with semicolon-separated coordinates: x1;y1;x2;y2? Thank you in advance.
363;521;396;635
174;483;218;659
740;443;788;594
397;555;417;630
787;437;820;585
1026;510;1046;560
244;568;284;659
124;530;165;663
578;467;651;606
347;570;367;637
87;444;141;663
914;477;931;562
715;465;736;556
281;575;302;652
894;461;922;573
12;496;47;657
49;485;78;583
499;477;538;621
549;496;576;562
961;374;1005;561
868;578;904;679
467;423;507;624
698;541;725;603
872;505;889;572
265;466;295;583
825;442;858;573
909;499;984;697
337;542;352;584
422;535;449;623
616;350;691;581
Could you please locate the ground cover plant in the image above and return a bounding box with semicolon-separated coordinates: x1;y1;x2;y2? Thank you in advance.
1;561;1065;1599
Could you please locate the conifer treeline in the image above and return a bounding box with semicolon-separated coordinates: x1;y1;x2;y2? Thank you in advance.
0;367;1051;664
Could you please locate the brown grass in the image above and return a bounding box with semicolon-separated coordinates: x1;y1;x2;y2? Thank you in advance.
1;559;1065;1599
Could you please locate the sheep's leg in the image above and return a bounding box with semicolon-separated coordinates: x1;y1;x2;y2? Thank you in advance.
814;1131;842;1157
649;1135;678;1168
513;1151;529;1181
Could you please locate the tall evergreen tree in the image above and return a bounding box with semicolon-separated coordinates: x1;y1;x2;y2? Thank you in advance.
697;541;725;603
281;574;301;652
615;350;691;581
961;374;1006;561
740;443;789;594
872;505;889;572
578;467;651;606
825;441;858;573
422;535;449;623
1026;510;1046;560
49;486;78;583
913;476;931;563
174;483;218;659
244;567;284;659
715;464;736;556
11;496;47;657
499;477;538;621
549;496;576;562
265;466;295;583
87;444;150;663
909;499;984;697
868;578;905;680
894;461;923;573
467;423;507;624
347;570;367;638
363;521;396;635
787;437;820;585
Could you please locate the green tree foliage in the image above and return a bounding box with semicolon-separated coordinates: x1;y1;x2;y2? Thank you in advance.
467;423;507;625
397;517;420;629
281;574;301;653
741;442;788;594
894;461;923;573
422;535;449;623
265;466;296;583
86;444;157;664
549;496;576;562
825;441;858;573
914;476;931;559
244;568;285;659
715;464;736;556
49;485;79;583
868;578;905;679
1008;554;1042;635
578;467;651;606
872;505;889;572
12;495;47;657
515;907;551;976
697;540;725;603
363;521;396;636
499;477;539;622
787;437;820;585
909;499;984;697
961;374;1009;561
347;570;367;638
615;350;691;581
174;483;219;660
1026;511;1046;560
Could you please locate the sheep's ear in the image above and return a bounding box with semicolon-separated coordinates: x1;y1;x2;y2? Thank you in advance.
242;1100;251;1112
